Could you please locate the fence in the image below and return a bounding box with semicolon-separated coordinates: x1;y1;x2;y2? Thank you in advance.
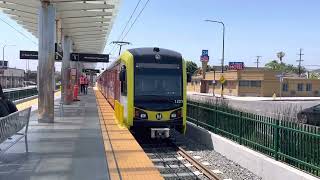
187;100;320;177
4;87;38;101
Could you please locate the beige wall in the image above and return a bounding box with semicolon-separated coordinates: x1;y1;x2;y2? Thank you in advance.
190;69;320;97
281;79;320;97
261;80;280;97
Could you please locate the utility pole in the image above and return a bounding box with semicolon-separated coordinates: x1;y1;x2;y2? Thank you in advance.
254;56;261;68
297;48;304;77
111;41;131;56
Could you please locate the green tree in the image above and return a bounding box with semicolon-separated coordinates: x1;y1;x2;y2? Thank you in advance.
277;51;285;63
265;60;306;74
265;60;284;71
186;61;198;75
309;72;320;79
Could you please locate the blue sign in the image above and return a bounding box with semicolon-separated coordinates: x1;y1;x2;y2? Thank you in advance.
201;50;209;62
202;50;209;56
229;62;244;70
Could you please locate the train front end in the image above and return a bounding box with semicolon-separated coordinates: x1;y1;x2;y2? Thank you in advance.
126;48;187;137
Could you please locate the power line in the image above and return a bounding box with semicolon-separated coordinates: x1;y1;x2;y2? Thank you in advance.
117;0;142;41
0;17;37;45
109;0;143;55
121;0;151;41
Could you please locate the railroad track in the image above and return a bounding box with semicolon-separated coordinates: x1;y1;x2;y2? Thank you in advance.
135;132;221;180
177;147;220;180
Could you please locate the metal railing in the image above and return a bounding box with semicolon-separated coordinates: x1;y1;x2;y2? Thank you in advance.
4;86;38;101
187;100;320;177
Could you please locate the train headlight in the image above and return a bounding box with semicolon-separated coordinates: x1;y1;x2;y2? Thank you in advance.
170;109;182;119
170;113;177;118
135;109;148;119
140;113;147;119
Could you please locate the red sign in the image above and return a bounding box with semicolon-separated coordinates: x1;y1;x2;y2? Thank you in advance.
229;62;244;70
200;55;209;62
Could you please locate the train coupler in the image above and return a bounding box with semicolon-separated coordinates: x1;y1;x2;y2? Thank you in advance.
150;128;170;139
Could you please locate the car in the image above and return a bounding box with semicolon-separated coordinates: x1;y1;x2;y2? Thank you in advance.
297;104;320;126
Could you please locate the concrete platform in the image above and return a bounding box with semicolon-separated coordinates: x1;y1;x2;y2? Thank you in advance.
95;88;163;180
0;89;109;180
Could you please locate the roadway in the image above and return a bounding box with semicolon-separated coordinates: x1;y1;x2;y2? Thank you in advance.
188;93;320;120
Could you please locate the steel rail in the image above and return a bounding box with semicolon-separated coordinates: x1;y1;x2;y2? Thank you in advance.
177;147;221;180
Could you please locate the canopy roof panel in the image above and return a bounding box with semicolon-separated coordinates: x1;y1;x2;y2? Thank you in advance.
0;0;121;53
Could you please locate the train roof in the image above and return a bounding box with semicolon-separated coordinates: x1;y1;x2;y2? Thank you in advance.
128;47;182;59
97;47;183;77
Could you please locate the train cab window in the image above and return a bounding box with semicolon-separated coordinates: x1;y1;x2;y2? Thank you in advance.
120;65;127;96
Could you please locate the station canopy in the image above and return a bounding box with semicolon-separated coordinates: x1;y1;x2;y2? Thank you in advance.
0;0;121;54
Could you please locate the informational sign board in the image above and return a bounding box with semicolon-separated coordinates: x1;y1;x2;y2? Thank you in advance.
200;50;209;62
83;69;100;74
55;43;63;61
70;53;109;63
20;51;38;60
20;44;63;61
202;50;209;56
229;62;244;70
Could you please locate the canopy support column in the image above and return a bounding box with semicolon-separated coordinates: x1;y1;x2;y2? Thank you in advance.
38;1;56;123
61;36;73;105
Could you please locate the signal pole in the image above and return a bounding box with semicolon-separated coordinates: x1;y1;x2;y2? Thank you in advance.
254;56;261;68
297;48;304;77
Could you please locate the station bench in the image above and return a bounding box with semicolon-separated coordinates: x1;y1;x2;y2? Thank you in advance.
0;107;31;155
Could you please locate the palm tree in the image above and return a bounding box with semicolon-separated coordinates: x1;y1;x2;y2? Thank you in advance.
276;51;285;63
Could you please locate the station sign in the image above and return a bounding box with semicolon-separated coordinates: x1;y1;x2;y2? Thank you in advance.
200;49;209;62
20;43;63;61
229;62;244;70
20;50;38;60
55;43;63;61
83;69;100;74
70;53;109;63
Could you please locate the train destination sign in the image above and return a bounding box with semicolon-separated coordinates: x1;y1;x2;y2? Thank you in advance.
70;53;109;63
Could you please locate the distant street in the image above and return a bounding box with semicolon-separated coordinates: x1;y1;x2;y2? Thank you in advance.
188;94;320;119
226;99;320;119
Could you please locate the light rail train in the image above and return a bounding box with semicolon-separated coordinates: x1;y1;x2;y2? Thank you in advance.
97;47;191;137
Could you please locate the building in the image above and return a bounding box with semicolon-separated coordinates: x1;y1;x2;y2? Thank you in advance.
0;68;25;88
188;68;320;97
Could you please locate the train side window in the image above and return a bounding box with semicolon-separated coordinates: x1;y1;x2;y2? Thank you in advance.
120;65;127;96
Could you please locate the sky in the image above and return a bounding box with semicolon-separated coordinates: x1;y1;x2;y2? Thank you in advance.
1;0;320;71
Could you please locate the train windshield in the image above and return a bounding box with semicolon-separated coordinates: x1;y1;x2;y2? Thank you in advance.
134;62;183;110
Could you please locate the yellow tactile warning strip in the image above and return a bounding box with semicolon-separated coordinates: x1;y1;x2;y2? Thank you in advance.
94;88;164;180
16;91;61;110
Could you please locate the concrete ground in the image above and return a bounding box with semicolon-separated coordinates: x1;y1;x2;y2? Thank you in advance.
0;88;109;180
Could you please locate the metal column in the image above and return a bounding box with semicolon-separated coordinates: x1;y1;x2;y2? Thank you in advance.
61;36;73;104
38;2;56;123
